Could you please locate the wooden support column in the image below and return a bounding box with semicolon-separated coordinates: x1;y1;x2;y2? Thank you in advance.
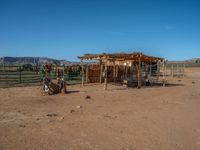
176;64;179;76
162;60;166;87
86;65;89;83
149;62;152;76
63;66;65;80
81;60;84;87
183;63;185;77
157;61;160;80
104;60;108;90
116;65;118;81
125;64;128;79
137;58;141;88
100;60;103;83
113;62;116;82
171;64;174;77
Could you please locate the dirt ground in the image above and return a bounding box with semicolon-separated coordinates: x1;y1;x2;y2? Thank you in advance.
0;68;200;150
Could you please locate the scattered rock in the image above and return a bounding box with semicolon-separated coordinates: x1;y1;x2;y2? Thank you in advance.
85;95;91;99
57;116;65;120
192;81;195;84
103;115;117;119
19;124;26;128
103;115;112;118
76;105;83;109
46;113;58;117
69;109;75;113
178;80;182;82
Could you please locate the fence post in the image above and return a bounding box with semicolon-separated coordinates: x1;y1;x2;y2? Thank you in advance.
81;60;84;87
162;60;166;87
19;66;22;84
63;66;65;81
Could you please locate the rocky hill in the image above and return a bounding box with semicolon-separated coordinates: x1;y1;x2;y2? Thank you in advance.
0;57;77;66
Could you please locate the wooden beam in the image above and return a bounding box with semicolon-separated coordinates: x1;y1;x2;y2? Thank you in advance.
113;62;116;82
149;62;152;76
177;64;179;76
116;65;118;80
125;64;128;79
157;61;160;81
162;61;166;87
86;65;89;83
137;58;141;88
100;60;103;83
104;61;108;90
81;60;84;87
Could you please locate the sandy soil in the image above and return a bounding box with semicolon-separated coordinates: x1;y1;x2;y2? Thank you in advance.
0;67;200;150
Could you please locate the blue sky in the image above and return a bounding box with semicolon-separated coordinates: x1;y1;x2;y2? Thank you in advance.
0;0;200;61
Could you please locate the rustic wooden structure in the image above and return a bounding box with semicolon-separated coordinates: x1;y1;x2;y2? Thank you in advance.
78;52;165;90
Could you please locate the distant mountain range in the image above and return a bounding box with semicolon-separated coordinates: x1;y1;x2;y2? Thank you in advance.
169;58;200;64
185;58;200;63
0;56;199;66
0;57;80;66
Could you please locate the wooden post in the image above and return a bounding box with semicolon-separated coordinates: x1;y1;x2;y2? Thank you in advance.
86;65;89;83
183;63;185;77
100;60;103;83
149;62;152;76
2;57;5;72
116;65;118;81
176;64;179;77
137;58;141;88
157;61;160;80
63;66;65;81
162;61;166;87
113;62;116;82
81;60;84;87
171;64;174;77
104;60;108;90
125;64;128;79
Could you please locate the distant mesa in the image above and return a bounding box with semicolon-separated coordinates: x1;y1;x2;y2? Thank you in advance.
186;58;200;63
0;56;200;66
0;57;79;66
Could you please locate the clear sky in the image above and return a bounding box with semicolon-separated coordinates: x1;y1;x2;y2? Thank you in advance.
0;0;200;61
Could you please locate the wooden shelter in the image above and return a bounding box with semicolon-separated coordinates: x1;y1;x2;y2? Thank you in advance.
78;52;165;90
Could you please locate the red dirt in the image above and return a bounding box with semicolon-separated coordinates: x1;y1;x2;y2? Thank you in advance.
0;67;200;150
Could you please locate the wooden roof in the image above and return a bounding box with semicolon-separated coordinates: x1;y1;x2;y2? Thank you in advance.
78;52;164;62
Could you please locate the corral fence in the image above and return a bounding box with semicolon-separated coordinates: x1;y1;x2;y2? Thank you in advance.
1;63;199;87
0;65;84;87
165;62;200;77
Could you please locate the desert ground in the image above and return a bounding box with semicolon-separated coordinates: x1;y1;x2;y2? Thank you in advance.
0;68;200;150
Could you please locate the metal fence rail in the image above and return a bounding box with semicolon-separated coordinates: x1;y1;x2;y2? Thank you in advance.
0;66;83;87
